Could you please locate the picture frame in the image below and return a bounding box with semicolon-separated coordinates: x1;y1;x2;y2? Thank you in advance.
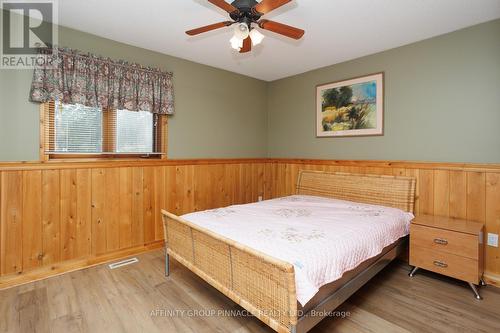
316;72;384;137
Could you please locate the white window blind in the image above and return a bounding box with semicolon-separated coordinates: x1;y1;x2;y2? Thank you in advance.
44;101;165;156
54;103;103;153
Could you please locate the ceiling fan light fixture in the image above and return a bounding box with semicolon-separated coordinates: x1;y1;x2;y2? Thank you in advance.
249;28;265;46
186;0;304;53
230;35;243;51
233;23;250;39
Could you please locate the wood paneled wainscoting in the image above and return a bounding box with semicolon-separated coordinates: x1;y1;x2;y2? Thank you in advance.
1;158;499;289
264;159;500;287
0;159;268;289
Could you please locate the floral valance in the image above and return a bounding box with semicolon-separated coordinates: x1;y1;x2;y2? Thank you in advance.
30;47;174;115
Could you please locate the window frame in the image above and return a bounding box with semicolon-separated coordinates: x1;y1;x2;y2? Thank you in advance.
39;101;168;162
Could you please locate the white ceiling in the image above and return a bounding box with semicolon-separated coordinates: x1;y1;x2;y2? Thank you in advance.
57;0;500;81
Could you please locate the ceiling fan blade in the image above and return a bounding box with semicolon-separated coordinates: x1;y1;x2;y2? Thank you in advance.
258;19;304;39
186;21;233;36
208;0;239;14
240;36;252;53
253;0;291;14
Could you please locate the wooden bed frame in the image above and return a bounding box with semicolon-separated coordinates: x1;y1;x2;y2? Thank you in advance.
161;171;416;333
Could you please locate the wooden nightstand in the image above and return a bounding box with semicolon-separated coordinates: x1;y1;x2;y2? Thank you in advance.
409;215;485;299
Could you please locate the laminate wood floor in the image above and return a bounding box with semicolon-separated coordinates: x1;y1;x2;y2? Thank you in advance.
1;250;499;333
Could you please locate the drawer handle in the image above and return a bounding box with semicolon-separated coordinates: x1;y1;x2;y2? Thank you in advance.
433;238;448;245
433;260;448;268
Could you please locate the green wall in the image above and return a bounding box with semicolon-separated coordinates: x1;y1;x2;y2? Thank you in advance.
267;19;500;163
1;18;499;163
0;24;268;161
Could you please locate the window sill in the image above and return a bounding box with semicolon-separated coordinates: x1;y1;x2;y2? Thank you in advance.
47;152;164;159
44;154;165;162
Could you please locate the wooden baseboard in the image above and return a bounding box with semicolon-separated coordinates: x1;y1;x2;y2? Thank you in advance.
484;271;500;287
0;241;164;290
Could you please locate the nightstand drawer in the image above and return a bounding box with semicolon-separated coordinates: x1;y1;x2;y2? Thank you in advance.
410;245;479;283
410;224;478;259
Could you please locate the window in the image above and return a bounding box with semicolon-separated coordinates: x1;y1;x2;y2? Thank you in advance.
54;103;103;153
116;109;153;153
41;101;167;160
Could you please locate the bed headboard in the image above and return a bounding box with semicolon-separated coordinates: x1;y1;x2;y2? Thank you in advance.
296;171;416;213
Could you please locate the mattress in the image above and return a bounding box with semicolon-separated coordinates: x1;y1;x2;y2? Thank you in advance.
181;195;414;306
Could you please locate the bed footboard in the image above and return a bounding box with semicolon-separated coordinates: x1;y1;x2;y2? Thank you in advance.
161;210;298;333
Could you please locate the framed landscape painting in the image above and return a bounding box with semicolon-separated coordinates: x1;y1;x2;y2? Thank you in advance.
316;72;384;137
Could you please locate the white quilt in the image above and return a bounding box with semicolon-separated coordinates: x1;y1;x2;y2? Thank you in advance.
181;195;414;306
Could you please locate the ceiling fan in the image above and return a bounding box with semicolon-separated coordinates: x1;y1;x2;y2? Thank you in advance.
186;0;304;53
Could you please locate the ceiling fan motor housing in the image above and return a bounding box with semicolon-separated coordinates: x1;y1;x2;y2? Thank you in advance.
230;0;262;24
